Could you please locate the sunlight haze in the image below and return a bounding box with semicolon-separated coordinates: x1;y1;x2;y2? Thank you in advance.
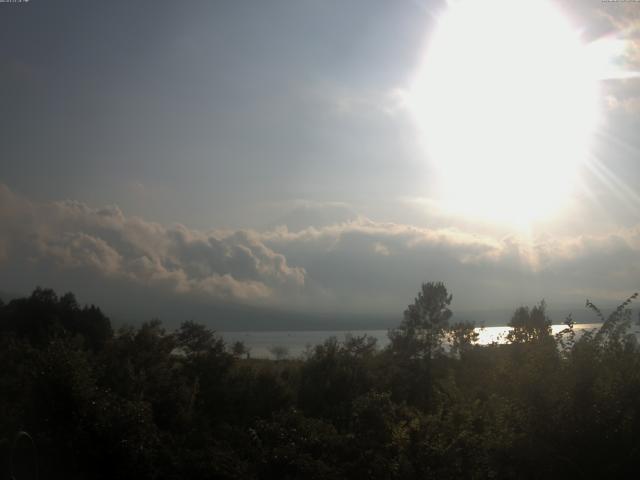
0;0;639;326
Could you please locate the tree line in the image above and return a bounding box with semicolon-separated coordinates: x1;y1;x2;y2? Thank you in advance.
0;283;639;479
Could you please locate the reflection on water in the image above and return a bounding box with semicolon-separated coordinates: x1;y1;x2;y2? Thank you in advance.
222;323;605;359
474;323;602;345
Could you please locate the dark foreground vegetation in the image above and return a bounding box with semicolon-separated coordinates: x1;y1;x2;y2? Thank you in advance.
1;283;640;479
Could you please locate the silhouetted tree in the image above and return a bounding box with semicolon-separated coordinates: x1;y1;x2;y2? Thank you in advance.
2;286;640;479
269;345;289;361
231;340;249;359
447;321;479;358
0;287;112;350
298;336;377;422
389;281;452;359
507;301;551;343
176;320;219;356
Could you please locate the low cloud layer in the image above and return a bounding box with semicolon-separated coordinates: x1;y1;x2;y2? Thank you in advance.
0;184;305;305
0;184;638;323
264;216;640;311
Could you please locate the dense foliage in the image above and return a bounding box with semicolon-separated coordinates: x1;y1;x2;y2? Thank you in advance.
1;285;639;479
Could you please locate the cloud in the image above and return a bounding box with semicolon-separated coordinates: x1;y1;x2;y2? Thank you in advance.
583;2;640;113
605;90;640;113
0;185;305;304
264;200;360;231
0;184;638;321
260;216;640;312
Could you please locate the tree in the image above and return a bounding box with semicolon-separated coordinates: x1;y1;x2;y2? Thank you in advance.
231;340;250;359
0;287;112;350
506;301;551;344
298;336;377;421
176;320;221;356
447;321;479;358
389;281;453;359
269;345;289;361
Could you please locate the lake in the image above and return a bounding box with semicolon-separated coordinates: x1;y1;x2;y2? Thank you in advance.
221;323;604;359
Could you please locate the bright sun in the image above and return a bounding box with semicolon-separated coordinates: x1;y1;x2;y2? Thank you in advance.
410;0;599;226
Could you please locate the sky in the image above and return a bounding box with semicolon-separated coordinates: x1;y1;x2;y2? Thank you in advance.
1;0;639;328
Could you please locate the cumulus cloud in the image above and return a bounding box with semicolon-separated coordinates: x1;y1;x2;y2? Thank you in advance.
0;184;638;320
0;185;305;304
259;216;640;311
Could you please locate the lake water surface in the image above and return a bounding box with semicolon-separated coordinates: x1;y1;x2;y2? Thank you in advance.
221;323;604;359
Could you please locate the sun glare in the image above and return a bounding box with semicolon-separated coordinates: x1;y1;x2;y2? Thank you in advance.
410;0;599;226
